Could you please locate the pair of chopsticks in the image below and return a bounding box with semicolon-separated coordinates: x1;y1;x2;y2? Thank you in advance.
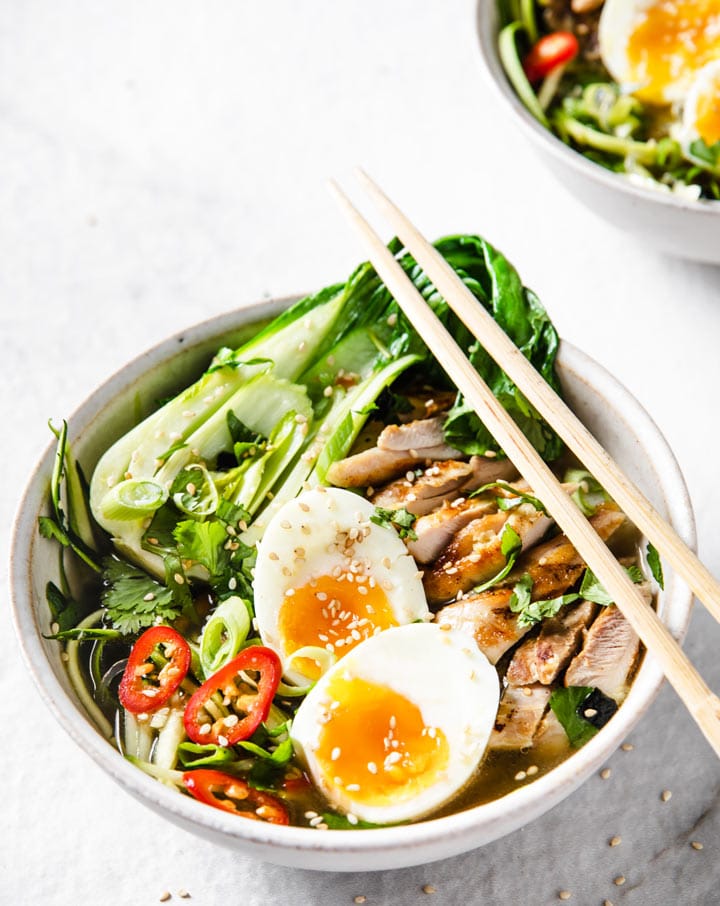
330;169;720;758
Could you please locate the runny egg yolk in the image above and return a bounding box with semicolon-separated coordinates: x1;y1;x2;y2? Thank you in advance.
315;674;449;807
694;73;720;144
626;0;720;104
278;575;398;679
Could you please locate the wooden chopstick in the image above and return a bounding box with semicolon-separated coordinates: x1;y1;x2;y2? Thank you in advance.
329;175;720;758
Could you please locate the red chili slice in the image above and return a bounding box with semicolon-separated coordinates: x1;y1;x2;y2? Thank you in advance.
118;625;191;713
523;32;579;84
183;646;282;746
183;769;289;824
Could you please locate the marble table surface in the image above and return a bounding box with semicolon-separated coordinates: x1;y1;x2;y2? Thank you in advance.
2;1;720;903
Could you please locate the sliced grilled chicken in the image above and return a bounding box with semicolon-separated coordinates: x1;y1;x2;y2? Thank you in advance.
489;684;552;751
377;416;450;451
370;459;477;515
435;588;528;664
433;504;628;662
424;503;554;605
504;504;627;599
407;496;500;564
326;443;462;489
564;599;644;703
532;710;570;758
505;600;597;686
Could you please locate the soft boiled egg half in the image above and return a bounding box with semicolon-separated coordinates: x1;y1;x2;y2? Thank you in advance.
680;59;720;157
253;487;429;684
291;623;499;824
599;0;720;105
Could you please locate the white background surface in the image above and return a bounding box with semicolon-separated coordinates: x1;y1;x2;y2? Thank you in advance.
3;1;720;903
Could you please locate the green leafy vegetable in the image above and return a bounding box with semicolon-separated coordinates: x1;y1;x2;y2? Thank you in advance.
370;507;418;541
509;573;580;627
579;565;644;607
646;542;664;590
471;480;547;513
549;686;599;748
472;522;523;594
101;557;181;634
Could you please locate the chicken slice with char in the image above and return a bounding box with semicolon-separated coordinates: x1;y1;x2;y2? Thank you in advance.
433;505;627;663
505;600;597;686
435;588;524;664
564;597;645;703
489;684;552;751
376;416;449;451
407;496;500;564
370;457;516;517
326;444;463;490
424;502;555;605
532;710;570;759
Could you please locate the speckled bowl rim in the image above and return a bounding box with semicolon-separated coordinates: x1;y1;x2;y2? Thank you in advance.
473;0;720;216
10;297;696;869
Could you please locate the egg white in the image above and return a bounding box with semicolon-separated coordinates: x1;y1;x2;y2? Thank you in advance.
291;623;499;825
679;58;720;159
253;487;429;684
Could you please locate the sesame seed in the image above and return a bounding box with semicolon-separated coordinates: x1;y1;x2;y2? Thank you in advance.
331;747;342;761
526;765;538;776
600;768;611;780
304;810;318;819
609;836;622;847
387;313;398;326
691;841;704;851
309;816;324;827
281;520;291;530
661;789;672;802
228;577;237;590
174;573;185;585
347;813;358;825
285;588;295;597
367;762;377;774
584;708;598;718
299;501;310;511
603;901;614;906
346;783;360;791
323;386;333;398
178;891;191;899
354;897;367;904
613;876;626;887
621;743;634;751
422;885;436;895
186;482;196;496
143;592;156;602
558;892;572;901
514;771;527;781
51;621;60;634
159;893;171;903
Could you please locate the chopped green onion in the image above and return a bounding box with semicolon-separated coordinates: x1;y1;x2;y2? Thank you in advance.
100;479;168;521
199;595;251;677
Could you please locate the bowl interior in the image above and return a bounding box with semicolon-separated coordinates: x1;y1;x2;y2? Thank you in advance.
10;299;695;871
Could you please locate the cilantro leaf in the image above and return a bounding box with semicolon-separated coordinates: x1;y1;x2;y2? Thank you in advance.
508;574;580;627
174;519;230;578
549;686;599;748
370;507;418;541
101;557;181;634
646;542;664;590
472;522;523;594
471;480;546;514
579;564;644;607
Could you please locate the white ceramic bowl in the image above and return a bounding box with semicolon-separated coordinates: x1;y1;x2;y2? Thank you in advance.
475;1;720;264
10;298;695;871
